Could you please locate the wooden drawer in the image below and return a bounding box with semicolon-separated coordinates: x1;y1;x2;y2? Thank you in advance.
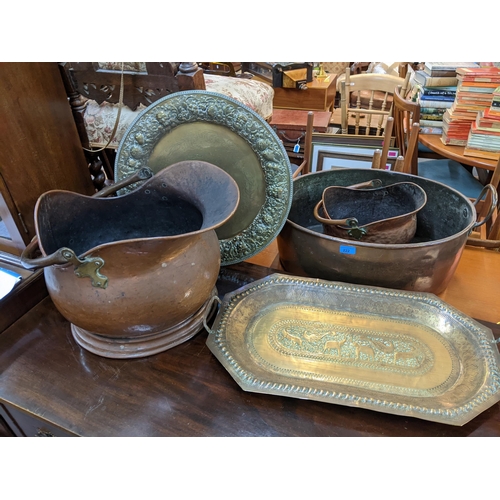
271;110;333;141
0;403;78;437
269;109;335;164
0;414;15;436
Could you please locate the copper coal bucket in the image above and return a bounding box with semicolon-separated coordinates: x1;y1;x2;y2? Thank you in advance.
313;182;427;244
21;160;240;359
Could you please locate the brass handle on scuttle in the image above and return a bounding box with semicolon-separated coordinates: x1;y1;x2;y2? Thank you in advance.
203;295;222;334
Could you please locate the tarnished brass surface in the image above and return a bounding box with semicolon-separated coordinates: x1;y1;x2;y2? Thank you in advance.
206;273;500;426
114;90;293;265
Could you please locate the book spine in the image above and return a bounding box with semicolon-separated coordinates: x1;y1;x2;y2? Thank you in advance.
418;99;453;109
424;69;458;78
420;107;447;115
465;143;500;152
421;114;444;121
420;119;445;127
419;95;455;103
477;122;500;129
420;89;456;97
414;71;458;87
441;136;467;146
458;86;496;93
463;148;500;159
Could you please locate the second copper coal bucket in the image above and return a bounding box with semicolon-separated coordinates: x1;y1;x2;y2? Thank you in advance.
21;160;240;359
313;182;427;244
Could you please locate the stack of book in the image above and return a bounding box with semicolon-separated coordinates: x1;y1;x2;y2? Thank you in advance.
464;86;500;160
413;62;479;135
443;66;500;147
418;85;456;134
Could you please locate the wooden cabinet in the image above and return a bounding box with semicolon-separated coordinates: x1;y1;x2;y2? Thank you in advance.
0;403;76;437
0;62;95;255
0;63;95;331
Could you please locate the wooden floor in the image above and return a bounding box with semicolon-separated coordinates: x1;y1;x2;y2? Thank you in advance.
247;238;500;325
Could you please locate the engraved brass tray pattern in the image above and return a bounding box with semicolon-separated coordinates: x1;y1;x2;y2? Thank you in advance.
206;274;500;426
114;91;293;265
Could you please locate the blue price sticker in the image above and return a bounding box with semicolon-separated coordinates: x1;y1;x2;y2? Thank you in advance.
339;245;356;255
293;143;300;153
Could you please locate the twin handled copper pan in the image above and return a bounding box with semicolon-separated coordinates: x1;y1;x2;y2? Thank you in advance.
278;168;496;294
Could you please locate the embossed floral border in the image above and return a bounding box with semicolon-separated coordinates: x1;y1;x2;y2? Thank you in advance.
207;274;500;426
114;91;293;265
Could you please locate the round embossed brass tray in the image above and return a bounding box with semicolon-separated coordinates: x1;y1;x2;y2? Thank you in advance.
114;91;293;265
206;274;500;426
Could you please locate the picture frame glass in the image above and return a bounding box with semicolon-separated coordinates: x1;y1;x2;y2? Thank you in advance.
310;142;399;172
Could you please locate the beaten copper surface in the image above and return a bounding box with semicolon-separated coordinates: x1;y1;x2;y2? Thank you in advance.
31;161;240;358
278;168;478;294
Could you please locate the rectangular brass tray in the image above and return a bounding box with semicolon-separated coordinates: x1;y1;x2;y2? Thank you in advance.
206;273;500;426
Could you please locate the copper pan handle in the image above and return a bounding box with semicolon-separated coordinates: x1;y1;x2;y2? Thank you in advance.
347;179;383;190
21;237;76;269
472;184;498;229
94;167;153;198
313;200;358;227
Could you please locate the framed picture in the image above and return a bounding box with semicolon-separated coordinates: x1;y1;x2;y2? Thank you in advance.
310;136;399;172
311;131;395;147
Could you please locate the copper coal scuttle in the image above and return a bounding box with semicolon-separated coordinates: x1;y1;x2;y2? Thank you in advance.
22;161;239;358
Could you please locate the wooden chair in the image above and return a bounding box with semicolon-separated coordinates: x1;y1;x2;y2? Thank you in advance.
294;114;401;177
466;157;500;250
392;84;487;200
392;84;421;175
59;62;206;189
292;111;315;178
199;62;253;79
59;62;275;190
340;68;405;136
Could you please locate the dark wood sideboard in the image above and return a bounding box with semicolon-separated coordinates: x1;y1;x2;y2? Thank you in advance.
0;261;499;437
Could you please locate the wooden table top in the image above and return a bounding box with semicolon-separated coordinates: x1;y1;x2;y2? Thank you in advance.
0;242;499;437
419;134;498;172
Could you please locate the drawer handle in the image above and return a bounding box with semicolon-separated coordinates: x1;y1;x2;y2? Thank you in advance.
36;428;54;437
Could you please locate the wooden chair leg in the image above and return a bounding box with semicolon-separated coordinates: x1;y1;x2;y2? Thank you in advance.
379;117;393;169
86;151;107;191
404;123;420;175
393;156;405;172
371;149;382;169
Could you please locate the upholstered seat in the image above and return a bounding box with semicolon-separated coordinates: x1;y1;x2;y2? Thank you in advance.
203;74;274;120
82;73;274;149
